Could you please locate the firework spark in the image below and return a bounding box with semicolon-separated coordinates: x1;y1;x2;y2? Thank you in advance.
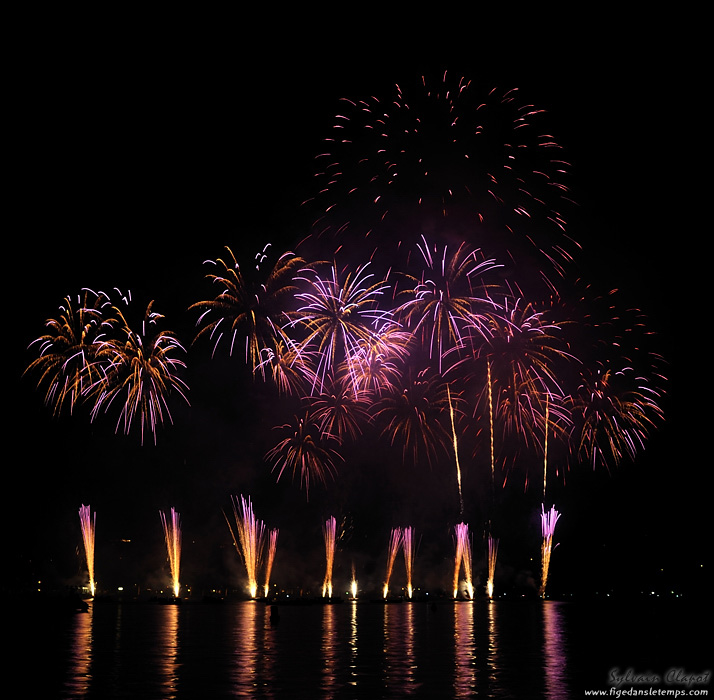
78;504;96;597
159;507;182;598
225;495;265;598
383;527;403;599
322;516;337;598
539;504;561;597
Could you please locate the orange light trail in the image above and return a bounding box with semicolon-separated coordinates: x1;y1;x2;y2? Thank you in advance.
159;507;182;598
78;504;96;597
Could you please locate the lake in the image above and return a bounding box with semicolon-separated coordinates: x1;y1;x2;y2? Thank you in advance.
19;596;710;699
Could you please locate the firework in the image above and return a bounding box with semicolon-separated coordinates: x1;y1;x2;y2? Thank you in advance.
263;528;279;598
373;366;453;467
159;507;182;598
447;384;465;516
383;527;403;598
396;237;499;373
25;289;114;416
225;495;265;598
190;245;305;371
539;504;561;597
567;361;664;473
453;522;473;599
265;411;344;498
402;526;415;599
292;262;392;389
322;516;337;598
487;534;499;599
306;74;577;285
78;505;96;596
350;562;358;599
89;296;190;445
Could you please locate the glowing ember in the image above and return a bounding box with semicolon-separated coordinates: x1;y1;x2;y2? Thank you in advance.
322;516;337;598
78;504;96;597
350;562;358;599
159;507;182;598
383;527;403;598
263;528;278;598
539;504;561;597
225;495;265;599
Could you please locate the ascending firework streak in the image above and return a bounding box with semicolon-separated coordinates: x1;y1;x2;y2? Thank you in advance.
402;527;415;599
487;534;499;599
225;495;265;599
78;505;96;596
350;562;358;599
453;523;474;599
263;528;279;598
322;516;337;598
159;507;182;598
383;527;403;598
447;384;464;517
539;504;561;597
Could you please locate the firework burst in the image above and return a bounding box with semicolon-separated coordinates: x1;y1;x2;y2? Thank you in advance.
402;526;416;599
453;522;473;599
263;528;279;598
306;73;577;284
265;411;344;498
89;296;189;445
190;245;305;371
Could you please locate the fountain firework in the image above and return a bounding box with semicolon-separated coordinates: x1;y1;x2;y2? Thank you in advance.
225;495;265;599
539;504;561;597
402;527;415;599
263;528;278;598
487;534;499;599
159;507;182;598
78;505;96;596
322;516;337;598
350;562;358;600
383;527;403;598
453;523;473;599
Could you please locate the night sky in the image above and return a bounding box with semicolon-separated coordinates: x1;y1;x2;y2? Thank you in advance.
8;22;703;601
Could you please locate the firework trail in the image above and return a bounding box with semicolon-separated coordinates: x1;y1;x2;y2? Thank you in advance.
383;527;403;598
539;504;561;597
447;384;465;517
78;505;96;596
402;526;416;599
263;528;279;598
453;522;473;599
225;495;265;598
159;507;182;598
487;534;499;599
322;516;337;598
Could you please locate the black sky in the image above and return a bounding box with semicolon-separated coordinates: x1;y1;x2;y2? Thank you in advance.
7;21;704;599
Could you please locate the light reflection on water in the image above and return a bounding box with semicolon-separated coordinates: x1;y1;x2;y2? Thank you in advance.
52;599;581;699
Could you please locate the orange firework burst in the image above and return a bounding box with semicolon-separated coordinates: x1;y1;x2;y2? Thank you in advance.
225;495;265;598
78;504;96;596
159;507;182;598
